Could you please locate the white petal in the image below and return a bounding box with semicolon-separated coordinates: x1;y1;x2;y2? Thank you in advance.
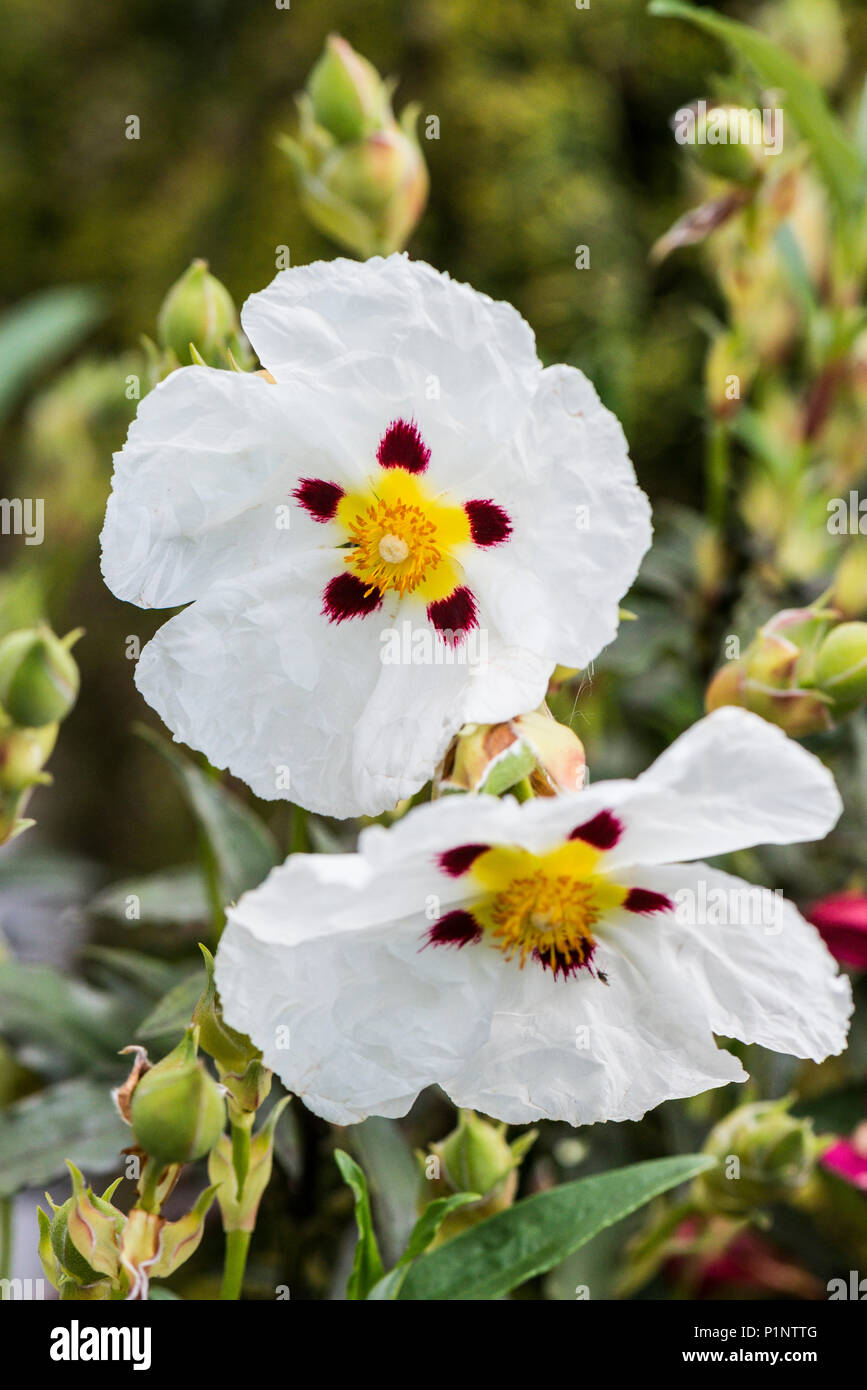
445;934;746;1126
611;862;853;1063
605;707;842;869
215;852;503;1125
131;557;550;817
240;255;540;458
463;364;652;668
100;365;373;609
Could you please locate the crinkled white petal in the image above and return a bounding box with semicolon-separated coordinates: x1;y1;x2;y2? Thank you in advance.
100;366;364;609
215;852;504;1125
444;933;747;1126
610;862;852;1063
240;254;541;466
132;557;551;818
604;707;842;869
461;365;652;667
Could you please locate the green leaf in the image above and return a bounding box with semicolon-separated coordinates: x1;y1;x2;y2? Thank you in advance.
81;947;184;1000
367;1193;482;1299
135;726;279;904
349;1117;419;1266
396;1153;715;1301
135;970;204;1042
481;743;537;796
334;1148;385;1300
648;1;865;210
0;1077;128;1197
89;866;210;928
0;286;104;424
0;961;128;1071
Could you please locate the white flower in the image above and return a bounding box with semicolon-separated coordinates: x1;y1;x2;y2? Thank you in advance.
100;255;651;817
214;708;852;1127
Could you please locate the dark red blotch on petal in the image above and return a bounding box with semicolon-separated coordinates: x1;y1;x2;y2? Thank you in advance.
322;573;383;623
623;887;673;915
425;910;483;949
568;809;623;851
293;477;344;522
465;499;512;547
376;418;431;474
438;843;490;877
533;941;597;980
427;587;479;645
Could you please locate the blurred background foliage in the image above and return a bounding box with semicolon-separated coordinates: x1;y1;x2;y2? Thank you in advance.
1;0;867;1300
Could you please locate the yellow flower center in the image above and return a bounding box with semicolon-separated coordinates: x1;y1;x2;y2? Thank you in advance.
469;841;630;973
335;470;471;602
488;873;602;969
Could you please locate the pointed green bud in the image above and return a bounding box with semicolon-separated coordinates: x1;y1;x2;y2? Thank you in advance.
193;944;261;1077
696;1098;824;1215
421;1111;537;1242
308;34;387;143
813;622;867;718
0;626;81;728
130;1026;226;1164
64;1161;123;1281
156;260;240;367
686;103;770;185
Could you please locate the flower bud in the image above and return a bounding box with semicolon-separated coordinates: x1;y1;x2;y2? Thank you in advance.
281;37;429;259
705;606;841;735
438;705;584;797
157;260;241;368
683;103;769;185
308;34;388;143
833;546;867;620
40;1168;124;1295
0;626;81;728
696;1098;824;1215
421;1111;537;1243
0;721;57;792
813;622;867;717
129;1026;226;1164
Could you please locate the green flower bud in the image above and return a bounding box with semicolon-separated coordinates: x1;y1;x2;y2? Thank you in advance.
0;721;57;792
687;104;769;185
281;39;428;258
0;626;81;728
696;1099;823;1215
308;34;387;143
157;260;240;367
833;546;867;620
130;1027;226;1164
421;1111;537;1243
814;622;867;717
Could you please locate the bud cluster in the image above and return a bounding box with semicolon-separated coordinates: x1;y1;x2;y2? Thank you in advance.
279;34;429;259
419;1110;537;1245
0;624;81;845
706;604;867;736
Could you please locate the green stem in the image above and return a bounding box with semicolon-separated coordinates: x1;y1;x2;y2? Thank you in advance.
0;1197;12;1296
290;804;308;855
512;777;535;803
220;1229;252;1301
231;1117;252;1199
706;419;730;532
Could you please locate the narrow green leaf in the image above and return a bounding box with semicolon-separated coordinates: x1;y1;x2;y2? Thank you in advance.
0;961;128;1071
349;1117;419;1266
649;0;865;209
0;1078;128;1197
397;1153;715;1301
89;866;210;928
135;726;279;904
0;287;104;423
334;1148;385;1300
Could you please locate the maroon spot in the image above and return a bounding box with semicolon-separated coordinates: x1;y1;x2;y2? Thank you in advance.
465;499;512;547
427;587;478;646
623;887;673;915
568;809;623;851
425;910;483;950
376;418;431;474
322;573;383;623
438;843;490;877
533;940;597;980
293;477;344;522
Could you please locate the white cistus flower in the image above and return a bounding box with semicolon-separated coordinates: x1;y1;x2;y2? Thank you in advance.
100;255;651;817
214;708;852;1127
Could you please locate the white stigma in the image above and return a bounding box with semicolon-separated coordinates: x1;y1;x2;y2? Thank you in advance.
378;533;409;564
